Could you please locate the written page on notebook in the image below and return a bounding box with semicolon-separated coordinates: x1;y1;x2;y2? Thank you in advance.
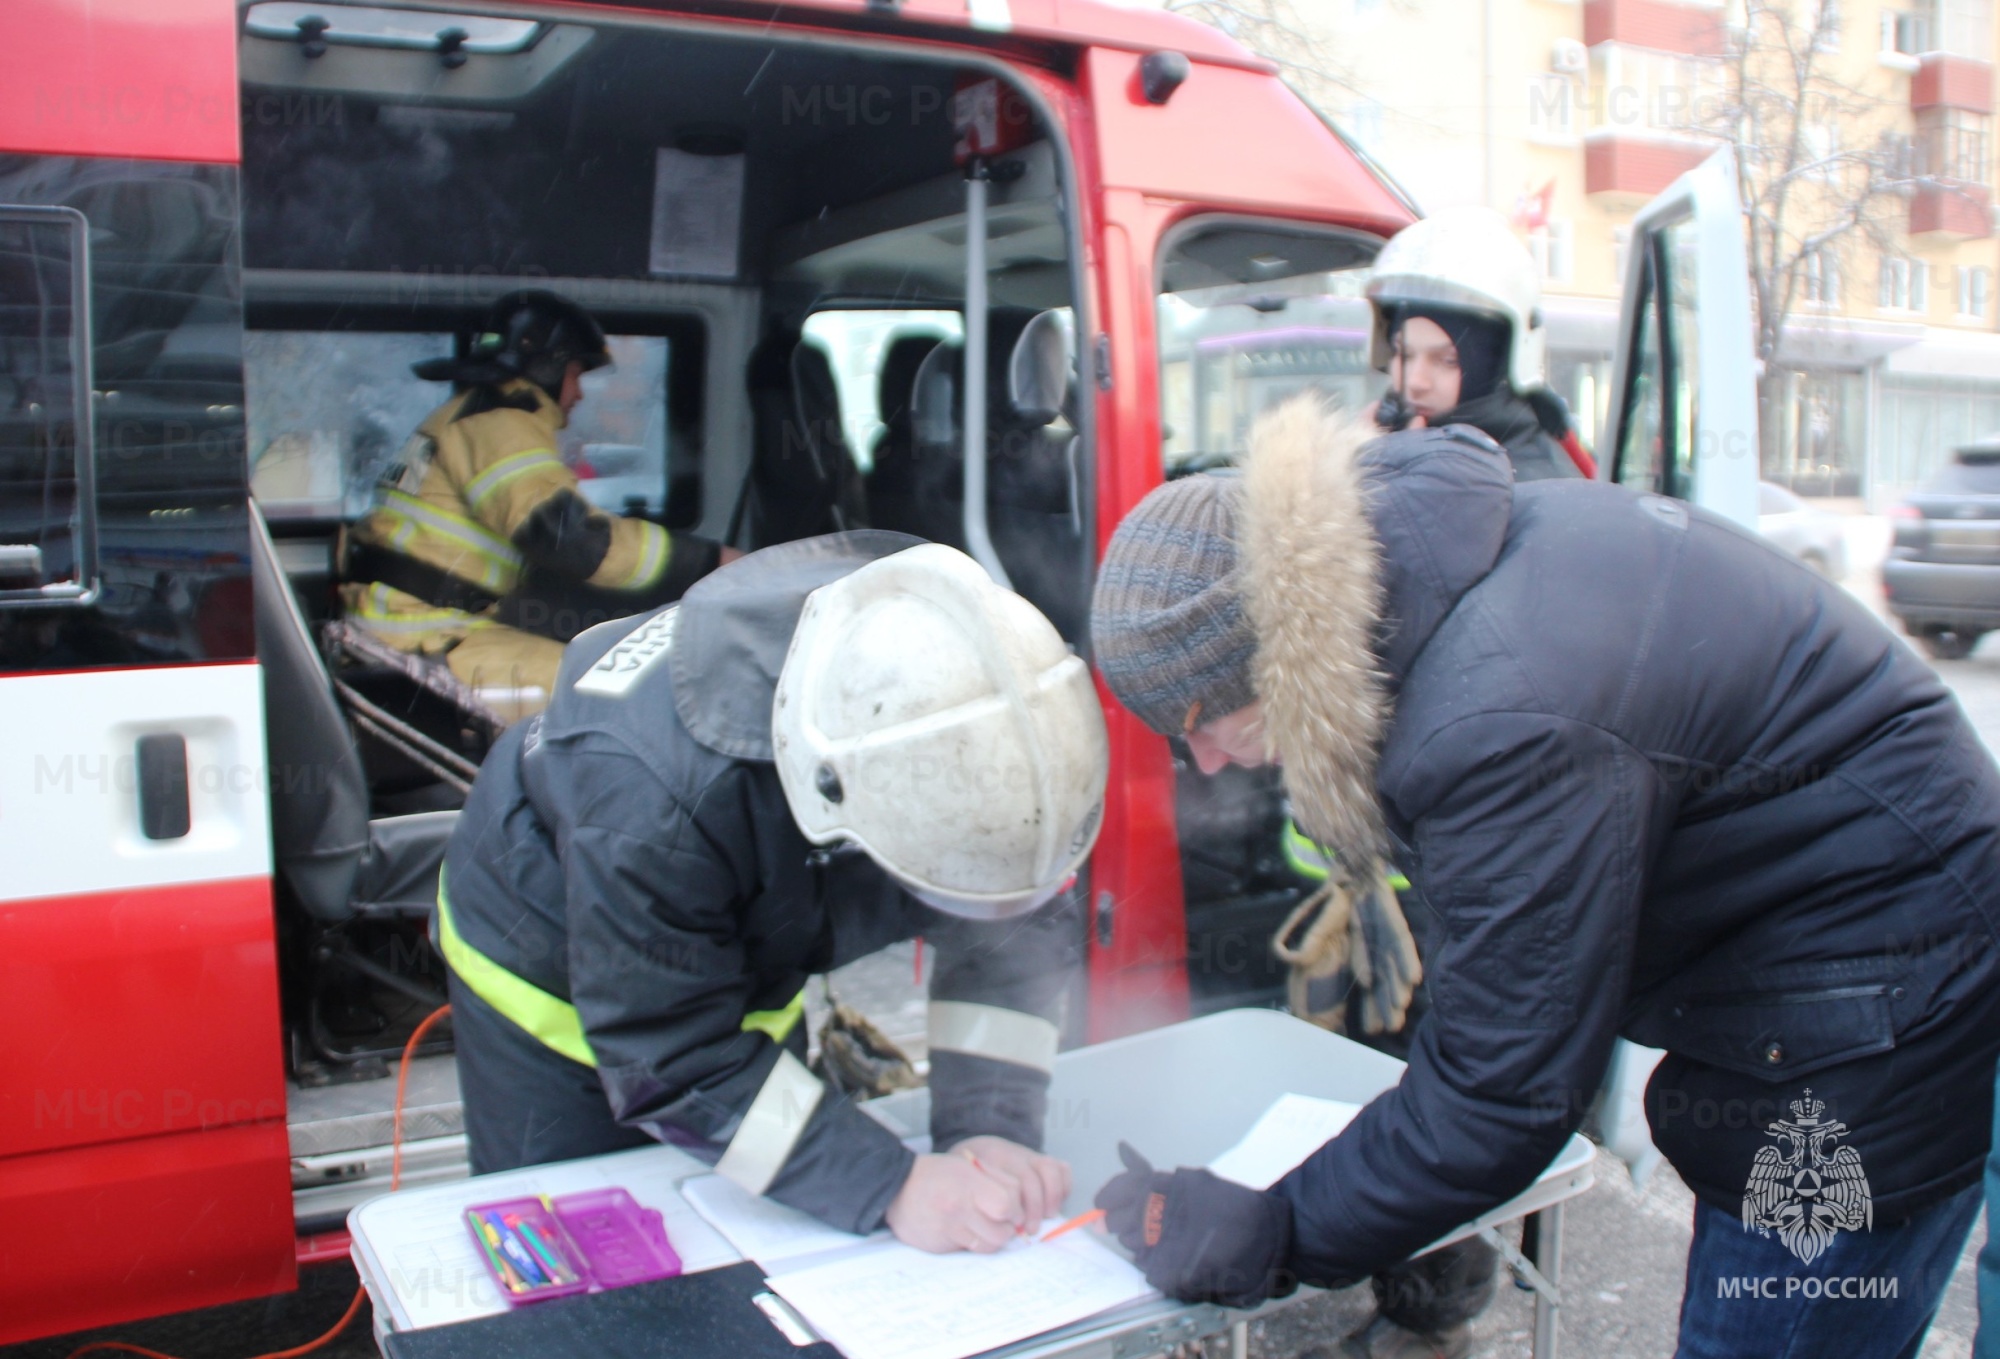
764;1223;1155;1359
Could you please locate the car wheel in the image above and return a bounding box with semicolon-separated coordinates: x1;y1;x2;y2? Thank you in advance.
1922;630;1983;661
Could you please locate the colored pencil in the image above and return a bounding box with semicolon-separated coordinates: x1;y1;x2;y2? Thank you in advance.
1039;1208;1105;1242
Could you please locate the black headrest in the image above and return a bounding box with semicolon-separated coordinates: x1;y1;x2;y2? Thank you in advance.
878;335;942;428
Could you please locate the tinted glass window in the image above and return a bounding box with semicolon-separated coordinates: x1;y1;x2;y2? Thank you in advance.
802;310;962;472
246;331;672;520
1157;223;1380;476
0;207;92;600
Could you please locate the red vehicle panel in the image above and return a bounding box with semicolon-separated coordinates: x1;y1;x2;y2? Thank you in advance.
0;1120;295;1345
0;0;239;164
0;877;286;1162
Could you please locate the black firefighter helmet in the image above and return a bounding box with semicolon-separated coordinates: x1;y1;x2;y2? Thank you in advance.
413;290;611;396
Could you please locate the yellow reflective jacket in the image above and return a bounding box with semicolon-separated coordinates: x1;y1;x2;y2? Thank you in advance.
342;380;673;651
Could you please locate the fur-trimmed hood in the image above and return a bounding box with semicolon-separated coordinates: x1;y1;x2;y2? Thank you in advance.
1241;400;1514;864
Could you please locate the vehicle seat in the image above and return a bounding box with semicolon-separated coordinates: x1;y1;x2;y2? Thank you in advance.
864;334;944;540
252;502;457;923
903;309;1086;638
743;331;868;544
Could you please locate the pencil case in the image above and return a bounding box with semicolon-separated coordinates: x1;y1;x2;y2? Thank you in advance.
465;1188;682;1305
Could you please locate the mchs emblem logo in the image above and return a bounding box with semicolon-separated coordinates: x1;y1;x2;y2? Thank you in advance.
1742;1090;1873;1264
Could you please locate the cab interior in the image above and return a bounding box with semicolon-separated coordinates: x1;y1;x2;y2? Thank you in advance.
233;5;1094;1111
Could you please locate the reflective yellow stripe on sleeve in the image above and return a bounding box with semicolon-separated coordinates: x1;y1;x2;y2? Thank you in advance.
611;520;672;590
463;448;566;511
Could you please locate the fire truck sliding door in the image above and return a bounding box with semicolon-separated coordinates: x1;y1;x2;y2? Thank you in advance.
1601;148;1760;529
0;1;291;1344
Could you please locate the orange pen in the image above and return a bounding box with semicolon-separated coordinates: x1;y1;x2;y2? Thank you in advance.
1039;1208;1105;1243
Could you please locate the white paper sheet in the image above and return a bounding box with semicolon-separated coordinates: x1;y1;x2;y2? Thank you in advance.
1206;1092;1363;1190
682;1173;882;1267
649;148;744;278
349;1144;741;1331
766;1225;1155;1359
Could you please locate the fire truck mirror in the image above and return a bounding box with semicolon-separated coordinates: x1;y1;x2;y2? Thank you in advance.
136;733;192;841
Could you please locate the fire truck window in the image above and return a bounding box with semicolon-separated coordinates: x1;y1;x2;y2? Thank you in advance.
801;310;962;473
1157;222;1380;477
243;332;673;522
0;207;93;601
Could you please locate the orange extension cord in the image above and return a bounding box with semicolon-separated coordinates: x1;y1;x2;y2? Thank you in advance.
68;1004;454;1359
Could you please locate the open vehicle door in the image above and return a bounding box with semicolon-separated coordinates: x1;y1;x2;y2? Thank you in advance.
1602;147;1759;529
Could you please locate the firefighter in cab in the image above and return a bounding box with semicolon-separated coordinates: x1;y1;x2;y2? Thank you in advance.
436;535;1106;1252
1367;207;1594;481
341;290;735;710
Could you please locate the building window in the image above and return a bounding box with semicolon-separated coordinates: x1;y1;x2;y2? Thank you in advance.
1814;0;1841;50
1937;0;1993;59
1530;219;1575;283
1957;264;1991;318
1880;8;1930;53
1917;108;1992;184
1527;75;1577;139
1587;46;1712;133
1878;255;1928;311
1803;250;1841;308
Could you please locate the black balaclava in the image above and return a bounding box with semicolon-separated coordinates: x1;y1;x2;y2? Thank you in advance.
1393;304;1510;406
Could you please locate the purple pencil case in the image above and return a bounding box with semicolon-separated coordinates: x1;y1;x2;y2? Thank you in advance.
465;1188;682;1306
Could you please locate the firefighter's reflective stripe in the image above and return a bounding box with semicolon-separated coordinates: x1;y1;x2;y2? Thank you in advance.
463;447;564;512
609;519;671;590
436;869;598;1068
741;990;806;1044
378;488;524;588
927;1000;1058;1073
437;872;806;1071
347;584;489;635
715;1050;825;1197
1282;820;1410;891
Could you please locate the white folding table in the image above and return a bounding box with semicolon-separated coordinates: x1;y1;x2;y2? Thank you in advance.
351;1009;1594;1359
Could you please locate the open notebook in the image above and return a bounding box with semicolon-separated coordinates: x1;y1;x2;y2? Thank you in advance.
685;1174;1154;1359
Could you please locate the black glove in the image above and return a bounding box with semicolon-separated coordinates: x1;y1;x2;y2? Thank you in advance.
1093;1142;1295;1309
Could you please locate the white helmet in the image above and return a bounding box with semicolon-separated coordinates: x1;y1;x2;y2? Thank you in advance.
1366;206;1547;394
772;543;1108;921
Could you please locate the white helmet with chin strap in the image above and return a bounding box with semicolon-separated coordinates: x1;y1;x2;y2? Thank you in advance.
1366;206;1547;394
772;543;1108;921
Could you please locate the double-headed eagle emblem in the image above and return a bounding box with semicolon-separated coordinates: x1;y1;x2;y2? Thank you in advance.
1741;1090;1873;1264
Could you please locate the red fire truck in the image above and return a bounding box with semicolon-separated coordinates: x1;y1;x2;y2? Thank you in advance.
0;0;1754;1342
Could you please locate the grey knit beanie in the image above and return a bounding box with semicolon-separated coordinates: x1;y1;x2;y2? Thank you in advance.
1090;473;1256;737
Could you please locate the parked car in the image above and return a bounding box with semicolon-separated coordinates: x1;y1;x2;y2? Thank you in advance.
1883;437;2000;659
1757;481;1848;579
